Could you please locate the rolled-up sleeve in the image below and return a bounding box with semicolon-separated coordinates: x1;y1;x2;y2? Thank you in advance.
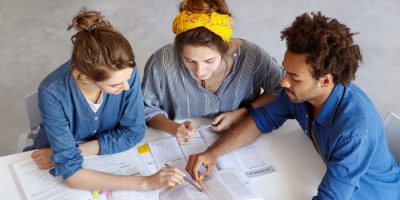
96;68;146;155
141;53;168;122
38;87;83;180
249;91;293;133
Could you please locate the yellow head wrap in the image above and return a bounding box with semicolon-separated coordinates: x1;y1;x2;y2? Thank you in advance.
172;10;233;43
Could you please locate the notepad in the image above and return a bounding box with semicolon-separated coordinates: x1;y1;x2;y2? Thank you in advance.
143;125;276;178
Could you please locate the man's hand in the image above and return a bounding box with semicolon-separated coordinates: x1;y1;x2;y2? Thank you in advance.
175;121;197;144
186;150;218;180
31;148;54;169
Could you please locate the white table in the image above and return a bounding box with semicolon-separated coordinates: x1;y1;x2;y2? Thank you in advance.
0;119;325;200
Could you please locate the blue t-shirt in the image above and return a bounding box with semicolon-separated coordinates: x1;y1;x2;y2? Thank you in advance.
250;83;400;200
32;60;146;179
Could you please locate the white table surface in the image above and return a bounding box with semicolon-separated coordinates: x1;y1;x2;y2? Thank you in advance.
0;119;325;200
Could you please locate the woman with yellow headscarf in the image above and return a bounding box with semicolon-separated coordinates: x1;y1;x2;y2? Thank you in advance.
142;0;284;144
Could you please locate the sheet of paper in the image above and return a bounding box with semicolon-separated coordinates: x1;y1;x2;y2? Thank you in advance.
198;125;276;177
110;189;160;200
11;159;93;200
197;126;220;147
160;182;209;200
111;148;143;176
148;137;187;170
217;139;276;177
138;151;159;175
204;169;263;200
180;136;208;160
83;149;141;176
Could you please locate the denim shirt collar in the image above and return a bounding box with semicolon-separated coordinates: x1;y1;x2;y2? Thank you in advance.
66;62;96;115
315;83;345;127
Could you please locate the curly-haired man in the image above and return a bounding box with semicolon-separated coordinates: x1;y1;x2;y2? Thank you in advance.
186;12;400;199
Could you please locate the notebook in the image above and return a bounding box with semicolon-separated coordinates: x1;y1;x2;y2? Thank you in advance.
11;148;148;200
11;159;93;200
141;125;276;177
160;169;263;200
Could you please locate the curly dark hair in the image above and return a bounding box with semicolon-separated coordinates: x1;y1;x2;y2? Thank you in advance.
281;12;362;84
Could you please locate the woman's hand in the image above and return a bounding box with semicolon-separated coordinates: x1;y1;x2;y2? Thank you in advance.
143;166;186;190
31;148;54;169
212;108;247;133
175;121;197;144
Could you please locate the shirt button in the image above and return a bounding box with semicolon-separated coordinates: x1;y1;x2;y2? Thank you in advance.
93;130;97;133
306;115;308;118
305;130;308;133
233;53;237;56
95;117;98;120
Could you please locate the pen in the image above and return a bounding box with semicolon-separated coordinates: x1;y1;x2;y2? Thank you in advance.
164;163;203;192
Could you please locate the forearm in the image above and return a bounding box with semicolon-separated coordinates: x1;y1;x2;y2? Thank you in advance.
208;116;261;157
231;93;275;120
147;114;179;136
66;168;148;191
78;140;100;157
251;93;276;108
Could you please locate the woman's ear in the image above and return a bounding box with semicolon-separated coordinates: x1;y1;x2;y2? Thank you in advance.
78;73;93;84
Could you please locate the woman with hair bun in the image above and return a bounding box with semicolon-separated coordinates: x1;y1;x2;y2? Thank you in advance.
142;0;284;144
27;8;185;191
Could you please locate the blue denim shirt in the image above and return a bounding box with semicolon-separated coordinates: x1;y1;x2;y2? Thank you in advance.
250;83;400;200
32;60;146;179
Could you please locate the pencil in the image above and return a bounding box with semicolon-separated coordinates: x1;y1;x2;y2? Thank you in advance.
164;163;203;192
197;177;204;191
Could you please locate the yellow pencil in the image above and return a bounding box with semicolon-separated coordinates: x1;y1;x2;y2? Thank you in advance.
197;177;204;191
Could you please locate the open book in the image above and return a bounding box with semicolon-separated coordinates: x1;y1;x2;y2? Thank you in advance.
11;159;93;200
143;125;276;178
160;169;262;200
11;148;158;200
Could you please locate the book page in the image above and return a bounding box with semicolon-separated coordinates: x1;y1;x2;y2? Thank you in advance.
11;159;93;200
110;189;160;200
84;149;159;200
148;137;187;170
83;149;141;176
198;126;276;177
160;182;209;200
137;144;159;175
217;139;276;177
204;169;263;200
180;135;208;160
197;126;220;147
147;135;208;175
